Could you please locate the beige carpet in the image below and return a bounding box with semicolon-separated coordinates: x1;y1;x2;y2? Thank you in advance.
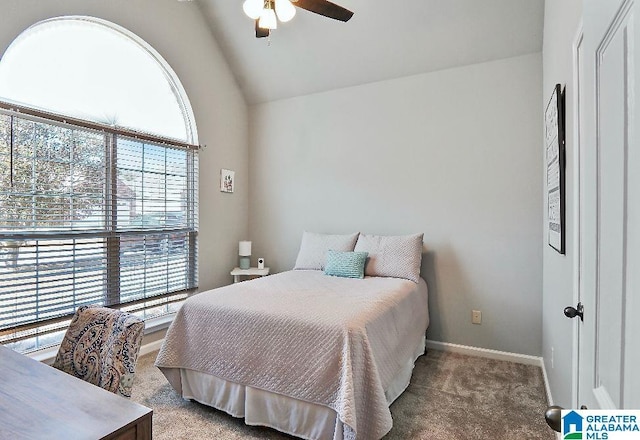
130;349;555;440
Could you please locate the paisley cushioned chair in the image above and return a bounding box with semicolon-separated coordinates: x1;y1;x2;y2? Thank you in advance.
52;305;145;398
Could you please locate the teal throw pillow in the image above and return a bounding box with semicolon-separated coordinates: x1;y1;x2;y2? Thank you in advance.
324;250;368;279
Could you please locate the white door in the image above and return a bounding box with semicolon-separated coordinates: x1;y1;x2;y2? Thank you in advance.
578;0;640;409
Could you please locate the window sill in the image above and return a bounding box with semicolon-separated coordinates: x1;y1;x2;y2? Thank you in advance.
27;312;176;365
29;346;59;365
143;312;176;335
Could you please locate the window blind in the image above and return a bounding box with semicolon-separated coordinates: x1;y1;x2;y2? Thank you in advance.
0;104;198;352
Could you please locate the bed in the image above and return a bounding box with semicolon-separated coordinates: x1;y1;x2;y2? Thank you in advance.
155;232;429;440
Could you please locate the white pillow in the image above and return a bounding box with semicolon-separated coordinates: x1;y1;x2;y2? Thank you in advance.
294;231;359;270
354;233;424;283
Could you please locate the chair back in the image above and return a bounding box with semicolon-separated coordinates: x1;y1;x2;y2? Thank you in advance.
52;305;144;397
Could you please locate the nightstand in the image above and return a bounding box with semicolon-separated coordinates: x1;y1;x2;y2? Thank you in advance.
230;267;270;283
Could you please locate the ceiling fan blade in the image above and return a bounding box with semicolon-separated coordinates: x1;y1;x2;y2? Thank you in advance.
255;19;270;38
293;0;354;22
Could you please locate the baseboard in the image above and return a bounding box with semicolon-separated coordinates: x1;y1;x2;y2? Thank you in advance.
41;336;556;406
539;357;561;439
426;339;543;367
426;339;555;414
540;357;554;405
139;338;164;357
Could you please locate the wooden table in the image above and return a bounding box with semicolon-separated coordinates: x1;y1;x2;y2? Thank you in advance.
0;345;152;440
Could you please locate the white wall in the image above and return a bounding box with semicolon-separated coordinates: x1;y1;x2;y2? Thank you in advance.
0;0;249;291
541;0;582;408
249;53;543;356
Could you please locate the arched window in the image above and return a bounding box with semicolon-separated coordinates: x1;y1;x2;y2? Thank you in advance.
0;17;199;353
0;16;197;142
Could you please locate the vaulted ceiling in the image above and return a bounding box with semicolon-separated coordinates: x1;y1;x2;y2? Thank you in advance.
196;0;545;104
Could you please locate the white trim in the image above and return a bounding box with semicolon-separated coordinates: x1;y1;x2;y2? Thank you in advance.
139;338;165;357
41;337;551;373
426;340;542;366
541;356;554;406
593;386;617;409
28;336;164;366
29;333;167;365
426;339;555;415
539;353;559;439
143;313;175;335
36;336;555;421
571;22;585;410
28;345;58;365
27;313;174;365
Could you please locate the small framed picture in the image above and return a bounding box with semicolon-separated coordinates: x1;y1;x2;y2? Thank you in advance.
220;169;235;193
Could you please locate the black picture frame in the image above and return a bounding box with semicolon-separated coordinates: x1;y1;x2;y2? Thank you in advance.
545;84;566;254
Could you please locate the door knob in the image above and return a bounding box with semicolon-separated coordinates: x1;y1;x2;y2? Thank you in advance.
545;405;562;432
546;405;588;432
564;302;584;321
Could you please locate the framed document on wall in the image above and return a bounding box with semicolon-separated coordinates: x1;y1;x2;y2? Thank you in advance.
545;84;566;254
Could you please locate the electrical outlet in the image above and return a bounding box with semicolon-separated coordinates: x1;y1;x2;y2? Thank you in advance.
472;310;482;325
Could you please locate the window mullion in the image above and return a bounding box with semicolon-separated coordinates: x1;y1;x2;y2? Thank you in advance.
31;124;37;229
188;231;197;289
9;115;14;188
187;151;194;229
105;133;120;306
70;135;76;309
165;148;168;295
187;151;197;289
69;133;74;229
35;240;40;325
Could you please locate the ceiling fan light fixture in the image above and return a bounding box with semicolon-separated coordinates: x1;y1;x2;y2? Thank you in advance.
247;0;353;39
275;0;296;23
243;0;264;20
259;5;278;30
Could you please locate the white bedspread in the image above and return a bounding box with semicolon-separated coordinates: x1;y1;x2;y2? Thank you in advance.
155;270;429;440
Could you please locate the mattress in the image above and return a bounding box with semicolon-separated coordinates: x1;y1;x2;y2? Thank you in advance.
155;270;429;440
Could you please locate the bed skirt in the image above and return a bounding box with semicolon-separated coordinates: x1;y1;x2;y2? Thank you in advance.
159;335;426;440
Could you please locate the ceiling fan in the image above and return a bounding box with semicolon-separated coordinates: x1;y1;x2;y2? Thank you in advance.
242;0;354;38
